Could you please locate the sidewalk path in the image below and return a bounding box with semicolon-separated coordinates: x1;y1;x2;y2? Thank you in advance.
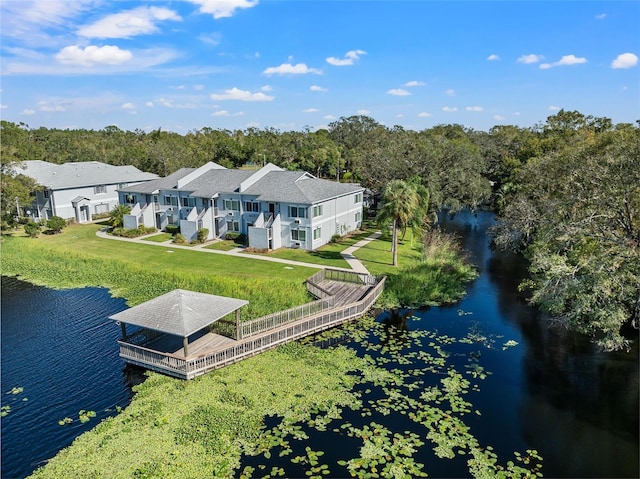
96;229;382;275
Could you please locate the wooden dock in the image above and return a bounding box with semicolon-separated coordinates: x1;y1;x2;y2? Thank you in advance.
117;269;385;379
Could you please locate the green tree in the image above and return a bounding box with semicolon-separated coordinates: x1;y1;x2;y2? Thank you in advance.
109;205;131;229
377;180;420;266
46;216;66;234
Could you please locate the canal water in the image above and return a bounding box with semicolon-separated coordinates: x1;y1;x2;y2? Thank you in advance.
1;210;638;478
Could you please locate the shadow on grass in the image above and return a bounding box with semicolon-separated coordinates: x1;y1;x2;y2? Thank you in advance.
309;250;344;261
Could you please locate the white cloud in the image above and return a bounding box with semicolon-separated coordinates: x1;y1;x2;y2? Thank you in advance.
146;102;154;107
326;49;367;66
122;102;135;109
22;109;36;115
396;114;404;118
157;98;198;109
199;33;221;46
418;112;431;118
303;108;319;113
404;80;425;87
517;54;544;64
387;88;410;96
194;84;205;91
487;54;500;61
323;115;336;120
539;54;587;69
171;85;186;90
212;110;244;117
442;106;458;112
357;109;371;115
595;13;606;19
263;63;321;75
77;6;182;39
0;104;6;110
38;101;66;112
514;112;521;116
210;87;274;101
465;106;483;112
548;105;561;111
188;0;259;19
55;45;133;66
493;115;506;121
310;85;327;92
445;88;456;97
611;52;638;69
261;85;273;91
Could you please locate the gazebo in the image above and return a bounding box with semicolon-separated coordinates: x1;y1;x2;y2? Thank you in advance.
110;289;248;358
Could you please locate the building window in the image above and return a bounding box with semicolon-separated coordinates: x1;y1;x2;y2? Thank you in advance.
95;203;109;214
94;185;107;194
313;205;323;217
354;193;362;203
313;226;321;240
244;201;260;212
224;199;240;211
291;228;306;242
355;212;362;223
289;206;307;219
226;220;240;232
118;183;128;189
43;190;50;199
125;194;136;204
164;195;178;206
182;197;195;207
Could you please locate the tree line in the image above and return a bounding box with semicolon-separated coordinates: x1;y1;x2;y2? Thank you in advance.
1;110;638;350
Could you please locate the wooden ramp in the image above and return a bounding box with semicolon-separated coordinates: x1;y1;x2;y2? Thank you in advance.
117;269;385;379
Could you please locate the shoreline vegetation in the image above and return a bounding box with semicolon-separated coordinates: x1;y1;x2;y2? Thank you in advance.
1;220;492;478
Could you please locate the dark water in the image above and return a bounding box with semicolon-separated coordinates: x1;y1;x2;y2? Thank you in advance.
2;210;638;478
0;278;143;479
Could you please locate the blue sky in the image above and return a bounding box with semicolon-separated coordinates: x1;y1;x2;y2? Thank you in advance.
1;1;638;133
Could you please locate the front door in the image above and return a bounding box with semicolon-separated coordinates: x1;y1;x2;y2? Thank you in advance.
269;203;275;215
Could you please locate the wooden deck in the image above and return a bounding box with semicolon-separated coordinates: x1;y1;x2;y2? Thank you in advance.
117;269;385;379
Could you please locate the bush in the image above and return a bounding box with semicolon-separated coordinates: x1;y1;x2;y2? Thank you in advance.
173;233;186;244
111;226;156;238
330;234;342;244
196;228;209;244
91;212;111;221
109;205;131;229
24;221;42;238
46;216;66;234
165;225;180;235
225;232;247;245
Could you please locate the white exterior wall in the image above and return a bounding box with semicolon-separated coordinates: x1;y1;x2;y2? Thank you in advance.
46;184;120;222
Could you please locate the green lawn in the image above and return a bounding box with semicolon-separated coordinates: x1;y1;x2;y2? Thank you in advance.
142;233;173;243
204;240;241;251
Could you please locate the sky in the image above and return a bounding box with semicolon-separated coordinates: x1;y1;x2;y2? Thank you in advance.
1;0;638;134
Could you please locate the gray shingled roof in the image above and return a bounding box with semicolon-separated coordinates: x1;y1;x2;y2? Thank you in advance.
184;169;254;197
110;289;248;337
16;160;158;189
243;171;364;204
118;167;196;194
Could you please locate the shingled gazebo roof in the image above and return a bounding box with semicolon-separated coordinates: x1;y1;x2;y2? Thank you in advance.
110;289;248;338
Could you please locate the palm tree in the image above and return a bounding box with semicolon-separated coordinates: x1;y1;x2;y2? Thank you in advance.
377;179;419;266
109;204;131;229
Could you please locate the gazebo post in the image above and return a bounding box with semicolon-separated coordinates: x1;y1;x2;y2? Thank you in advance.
120;322;127;340
235;309;242;340
183;337;190;357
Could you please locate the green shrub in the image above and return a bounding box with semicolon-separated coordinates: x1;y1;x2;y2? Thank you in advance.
92;212;111;221
24;221;42;238
196;228;209;244
173;233;186;244
46;216;66;234
165;225;180;235
330;234;342;243
225;232;247;245
111;226;156;238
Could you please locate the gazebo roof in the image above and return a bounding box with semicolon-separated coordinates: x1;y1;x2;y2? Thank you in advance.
110;289;248;337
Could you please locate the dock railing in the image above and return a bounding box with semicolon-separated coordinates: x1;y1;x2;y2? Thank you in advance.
117;272;385;379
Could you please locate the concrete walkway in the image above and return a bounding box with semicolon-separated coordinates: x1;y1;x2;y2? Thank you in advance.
96;229;382;275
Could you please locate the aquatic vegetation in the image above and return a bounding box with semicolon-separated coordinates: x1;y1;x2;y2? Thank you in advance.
1;405;11;417
7;386;24;395
58;417;73;426
502;340;519;350
78;410;97;423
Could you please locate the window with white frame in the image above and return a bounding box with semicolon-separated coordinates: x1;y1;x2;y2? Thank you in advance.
354;193;363;203
313;226;322;240
226;220;240;232
355;212;362;223
125;194;136;204
291;228;306;242
182;197;195;207
289;206;307;218
164;195;178;206
43;190;50;199
94;185;107;194
245;201;260;212
224;199;240;211
313;205;323;217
